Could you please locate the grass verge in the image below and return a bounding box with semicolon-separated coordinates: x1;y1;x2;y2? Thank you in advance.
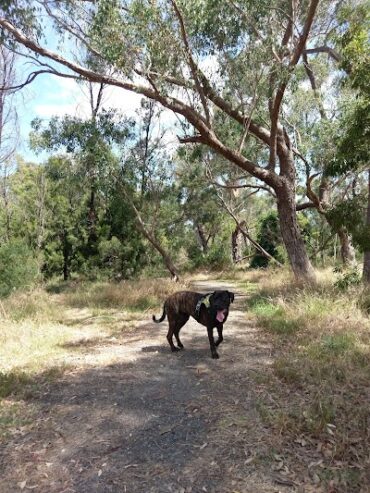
242;268;370;492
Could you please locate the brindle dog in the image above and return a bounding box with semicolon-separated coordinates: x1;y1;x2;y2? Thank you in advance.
152;290;234;359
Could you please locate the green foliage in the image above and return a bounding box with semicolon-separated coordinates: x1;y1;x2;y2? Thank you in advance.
250;212;283;268
338;4;370;94
0;239;39;297
327;196;370;251
334;268;361;291
327;4;370;177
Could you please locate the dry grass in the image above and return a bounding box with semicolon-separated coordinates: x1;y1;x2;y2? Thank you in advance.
0;278;187;372
240;267;370;492
62;277;189;311
0;277;188;383
0;277;189;438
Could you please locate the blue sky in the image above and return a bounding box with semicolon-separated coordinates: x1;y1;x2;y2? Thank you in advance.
16;69;145;162
10;16;187;163
12;16;146;162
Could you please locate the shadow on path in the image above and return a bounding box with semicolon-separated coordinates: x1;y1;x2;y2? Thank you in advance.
0;280;288;493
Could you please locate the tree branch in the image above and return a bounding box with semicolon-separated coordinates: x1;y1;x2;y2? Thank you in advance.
296;201;316;211
171;0;211;125
178;134;206;144
217;191;283;267
0;17;277;187
304;46;341;62
0;68;79;91
209;180;276;197
270;0;320;171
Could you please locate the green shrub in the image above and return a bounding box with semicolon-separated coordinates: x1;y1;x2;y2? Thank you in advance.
186;240;232;270
334;268;361;290
205;242;232;269
0;240;40;297
250;212;284;268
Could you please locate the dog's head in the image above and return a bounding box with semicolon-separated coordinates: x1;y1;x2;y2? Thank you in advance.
209;290;234;323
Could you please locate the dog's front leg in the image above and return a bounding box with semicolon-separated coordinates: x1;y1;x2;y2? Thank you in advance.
207;326;219;359
215;325;223;346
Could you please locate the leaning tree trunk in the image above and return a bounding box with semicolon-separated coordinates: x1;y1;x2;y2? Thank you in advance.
142;229;180;282
363;170;370;284
134;213;179;281
122;187;180;281
276;190;315;281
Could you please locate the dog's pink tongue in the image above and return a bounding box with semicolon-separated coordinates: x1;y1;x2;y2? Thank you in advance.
216;310;225;323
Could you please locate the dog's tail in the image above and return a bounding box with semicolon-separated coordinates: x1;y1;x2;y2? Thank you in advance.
152;304;166;323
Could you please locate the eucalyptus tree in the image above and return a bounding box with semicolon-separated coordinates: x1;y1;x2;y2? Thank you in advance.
325;4;370;281
1;0;364;280
118;100;182;280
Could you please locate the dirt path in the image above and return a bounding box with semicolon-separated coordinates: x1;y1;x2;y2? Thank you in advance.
0;280;292;493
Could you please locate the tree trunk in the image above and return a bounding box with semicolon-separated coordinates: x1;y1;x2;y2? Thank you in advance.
195;223;209;253
138;224;179;281
62;230;71;281
231;221;246;263
123;188;180;281
337;227;356;267
363;170;370;283
87;186;98;255
276;182;316;282
275;140;316;282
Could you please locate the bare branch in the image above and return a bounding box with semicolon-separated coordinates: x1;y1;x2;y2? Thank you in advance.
178;134;206;144
0;69;79;91
304;46;341;62
209;180;276;198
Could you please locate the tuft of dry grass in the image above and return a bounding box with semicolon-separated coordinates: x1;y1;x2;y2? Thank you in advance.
0;288;60;322
62;278;189;311
240;267;370;492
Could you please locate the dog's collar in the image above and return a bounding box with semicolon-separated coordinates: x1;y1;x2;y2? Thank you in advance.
195;293;212;317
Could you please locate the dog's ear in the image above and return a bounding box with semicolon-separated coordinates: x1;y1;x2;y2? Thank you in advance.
228;291;235;303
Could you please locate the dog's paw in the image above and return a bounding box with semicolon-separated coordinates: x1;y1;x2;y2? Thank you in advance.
211;352;219;359
171;347;181;352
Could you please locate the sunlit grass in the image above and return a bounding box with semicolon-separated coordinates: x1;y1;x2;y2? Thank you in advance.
239;267;370;490
62;278;189;311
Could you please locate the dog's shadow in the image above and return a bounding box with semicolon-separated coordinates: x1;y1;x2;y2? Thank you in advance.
141;345;169;354
141;344;211;362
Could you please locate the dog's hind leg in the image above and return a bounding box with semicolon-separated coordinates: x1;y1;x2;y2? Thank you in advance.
166;315;180;352
174;314;189;349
